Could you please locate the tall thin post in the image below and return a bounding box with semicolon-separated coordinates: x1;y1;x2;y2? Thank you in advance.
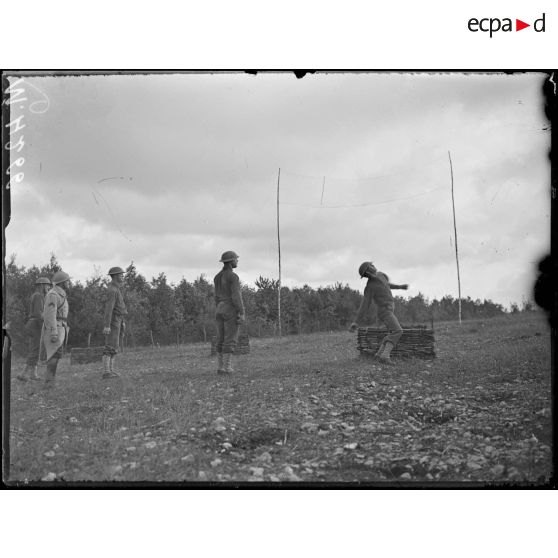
448;151;462;324
276;168;282;337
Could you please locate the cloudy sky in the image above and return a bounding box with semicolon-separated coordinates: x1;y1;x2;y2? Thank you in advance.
5;72;550;307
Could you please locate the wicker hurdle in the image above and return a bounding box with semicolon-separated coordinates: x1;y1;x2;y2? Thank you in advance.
70;346;105;365
210;331;251;356
357;326;436;359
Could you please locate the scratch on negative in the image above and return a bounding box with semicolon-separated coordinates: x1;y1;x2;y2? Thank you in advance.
92;188;132;242
97;176;132;183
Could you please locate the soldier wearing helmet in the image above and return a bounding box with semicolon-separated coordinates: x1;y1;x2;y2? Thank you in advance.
349;261;409;364
214;251;245;374
101;266;128;379
42;271;71;388
16;277;51;382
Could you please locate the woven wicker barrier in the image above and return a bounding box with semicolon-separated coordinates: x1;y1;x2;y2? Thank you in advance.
70;346;104;365
210;331;251;356
357;326;436;359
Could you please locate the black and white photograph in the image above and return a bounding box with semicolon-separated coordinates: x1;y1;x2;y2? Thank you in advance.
1;70;554;486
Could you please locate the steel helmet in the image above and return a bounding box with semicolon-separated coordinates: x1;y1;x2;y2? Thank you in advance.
358;261;373;278
35;277;51;285
51;271;71;284
219;251;239;263
108;266;125;275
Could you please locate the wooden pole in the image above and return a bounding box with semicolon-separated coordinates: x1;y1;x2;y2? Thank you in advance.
277;167;282;337
448;151;462;324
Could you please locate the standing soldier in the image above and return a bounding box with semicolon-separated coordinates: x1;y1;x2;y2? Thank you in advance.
42;271;71;388
16;277;51;382
214;251;245;374
102;267;127;379
349;261;408;364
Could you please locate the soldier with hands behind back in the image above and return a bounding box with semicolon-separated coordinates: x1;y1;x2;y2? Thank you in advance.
17;277;51;382
102;267;127;379
214;251;245;374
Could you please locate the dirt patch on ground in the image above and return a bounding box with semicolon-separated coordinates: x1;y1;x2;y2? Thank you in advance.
7;313;553;485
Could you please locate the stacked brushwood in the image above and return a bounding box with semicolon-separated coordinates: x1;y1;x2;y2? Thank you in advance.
210;330;251;356
70;346;105;365
357;326;436;359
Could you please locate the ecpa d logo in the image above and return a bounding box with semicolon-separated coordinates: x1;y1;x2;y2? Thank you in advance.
468;12;546;37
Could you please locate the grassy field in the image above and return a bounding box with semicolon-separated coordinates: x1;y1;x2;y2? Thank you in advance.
6;312;553;485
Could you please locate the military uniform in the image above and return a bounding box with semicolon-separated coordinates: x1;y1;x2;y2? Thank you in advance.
43;284;69;361
42;278;70;386
16;285;48;381
102;267;127;378
351;262;408;364
214;268;244;354
214;251;244;374
103;281;127;357
24;291;45;365
355;272;403;347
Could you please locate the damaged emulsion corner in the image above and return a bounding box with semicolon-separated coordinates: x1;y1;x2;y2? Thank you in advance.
293;71;316;79
244;70;316;79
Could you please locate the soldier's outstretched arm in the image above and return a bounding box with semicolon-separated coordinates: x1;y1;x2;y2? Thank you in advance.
389;283;409;290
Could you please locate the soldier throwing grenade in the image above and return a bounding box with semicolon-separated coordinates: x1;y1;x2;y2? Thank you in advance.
349;261;408;365
214;251;245;374
102;267;127;379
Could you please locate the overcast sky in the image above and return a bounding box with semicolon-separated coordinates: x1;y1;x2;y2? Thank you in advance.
5;72;550;307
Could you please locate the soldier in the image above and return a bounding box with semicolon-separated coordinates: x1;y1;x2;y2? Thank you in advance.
102;267;127;379
17;277;51;382
349;261;409;364
214;251;245;374
42;271;71;388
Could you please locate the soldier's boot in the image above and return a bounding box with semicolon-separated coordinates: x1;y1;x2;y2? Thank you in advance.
18;363;41;382
29;365;41;381
377;341;396;365
217;352;225;374
16;364;32;382
43;360;58;389
221;353;234;374
373;341;386;359
109;355;120;377
102;355;117;379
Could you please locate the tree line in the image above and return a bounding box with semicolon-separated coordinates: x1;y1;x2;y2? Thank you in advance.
5;254;518;355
